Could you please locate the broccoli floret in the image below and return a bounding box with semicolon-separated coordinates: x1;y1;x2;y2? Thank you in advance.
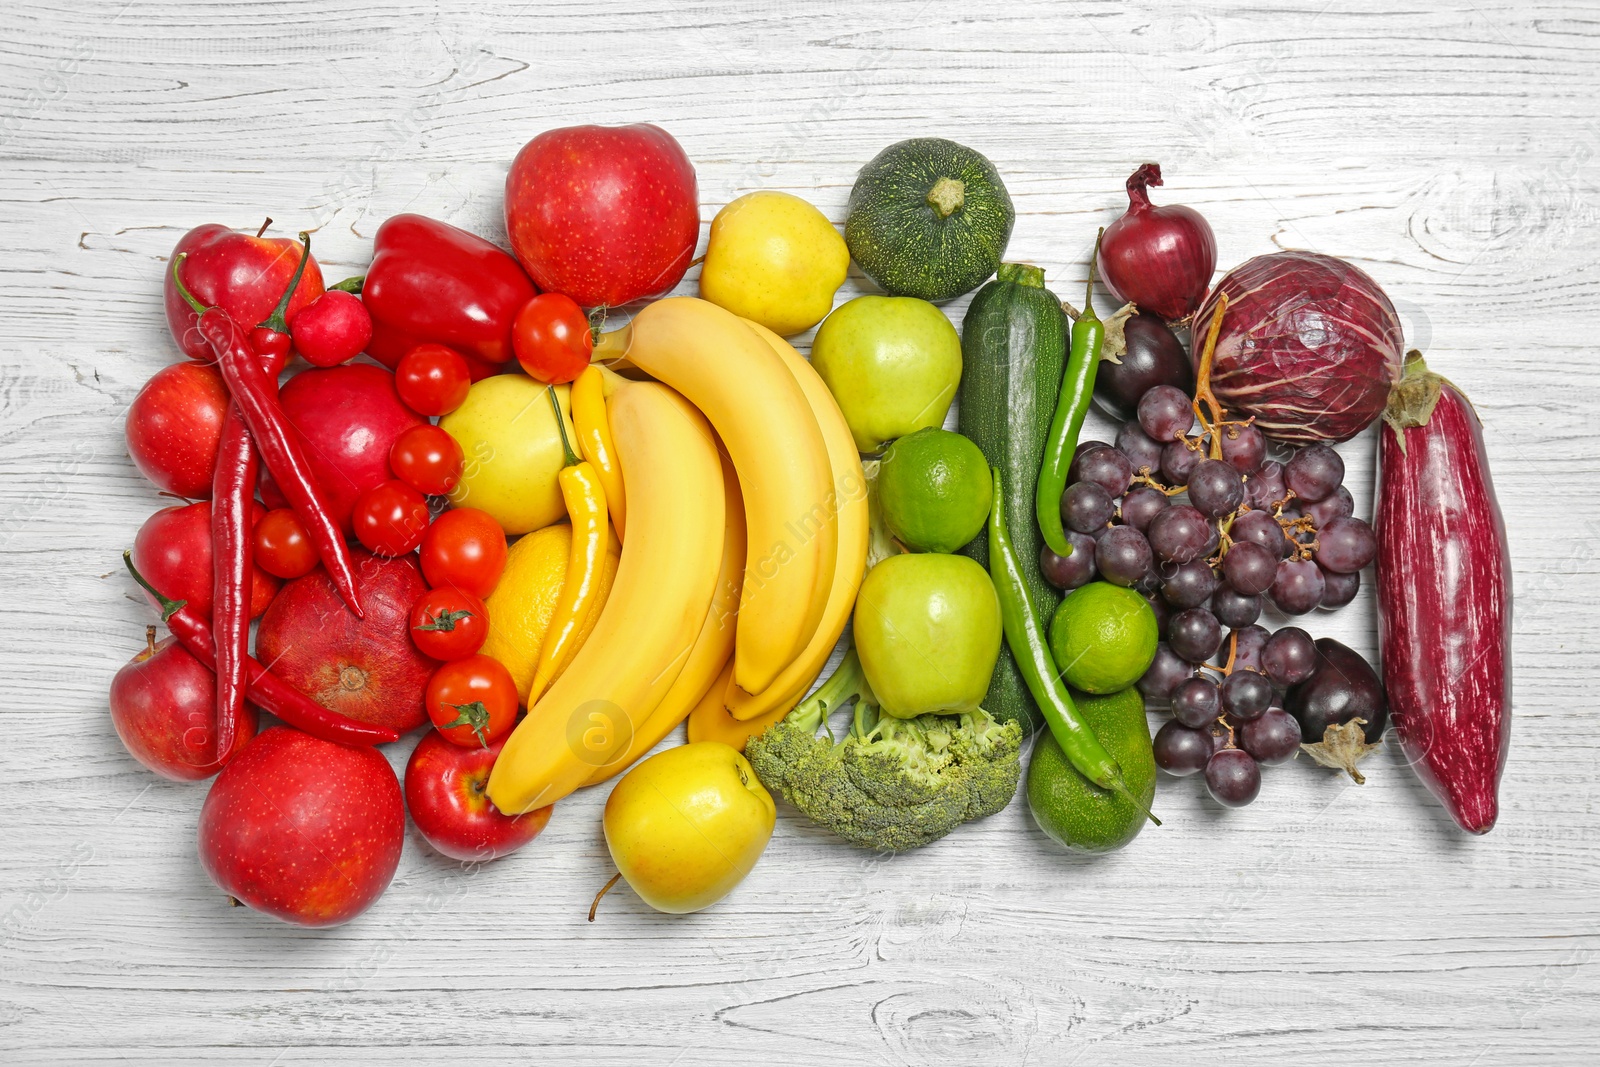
745;648;1023;852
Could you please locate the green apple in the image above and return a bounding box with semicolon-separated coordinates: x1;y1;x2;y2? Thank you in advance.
809;295;962;453
852;553;1001;719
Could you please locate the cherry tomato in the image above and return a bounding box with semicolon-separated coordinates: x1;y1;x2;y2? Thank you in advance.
352;479;431;556
396;343;471;416
512;293;593;384
389;423;465;497
409;587;488;661
420;507;507;598
252;507;319;579
426;654;518;748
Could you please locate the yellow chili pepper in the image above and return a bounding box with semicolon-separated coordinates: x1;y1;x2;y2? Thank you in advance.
529;387;609;703
570;365;626;540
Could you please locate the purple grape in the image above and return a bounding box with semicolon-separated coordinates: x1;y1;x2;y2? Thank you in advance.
1137;384;1193;443
1096;525;1152;587
1070;445;1134;498
1154;720;1213;776
1140;589;1172;638
1231;509;1288;558
1169;608;1223;663
1285;443;1343;503
1221;540;1277;596
1201;519;1221;558
1221;670;1273;721
1074;439;1110;461
1205;748;1261;806
1187;459;1245;519
1269;558;1325;615
1244;460;1287;510
1319;567;1360;609
1161;440;1201;484
1147;505;1211;564
1304;484;1355;528
1115;422;1165;477
1138;642;1190;701
1040;533;1098;591
1119;485;1169;532
1219;423;1266;474
1229;625;1270;674
1313;516;1376;574
1261;626;1317;687
1161;558;1218;609
1171;676;1221;728
1211;587;1261;629
1239;709;1302;765
1061;481;1115;534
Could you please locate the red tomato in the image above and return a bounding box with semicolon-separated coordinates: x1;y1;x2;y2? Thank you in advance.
409;587;488;661
396;343;472;416
390;424;465;496
512;293;593;384
253;508;318;579
420;508;508;598
425;654;518;748
352;480;431;556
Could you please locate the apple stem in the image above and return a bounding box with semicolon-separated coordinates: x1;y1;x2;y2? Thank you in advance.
256;218;272;239
588;872;622;922
144;625;157;657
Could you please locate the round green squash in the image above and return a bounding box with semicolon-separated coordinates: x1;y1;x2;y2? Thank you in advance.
845;138;1015;302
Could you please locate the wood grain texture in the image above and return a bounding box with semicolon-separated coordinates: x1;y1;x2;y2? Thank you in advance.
3;0;1599;1062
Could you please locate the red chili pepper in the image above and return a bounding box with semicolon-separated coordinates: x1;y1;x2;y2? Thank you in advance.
210;239;316;752
124;553;397;747
171;243;365;618
359;213;537;371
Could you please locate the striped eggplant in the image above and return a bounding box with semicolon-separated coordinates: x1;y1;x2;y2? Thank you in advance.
1375;352;1511;834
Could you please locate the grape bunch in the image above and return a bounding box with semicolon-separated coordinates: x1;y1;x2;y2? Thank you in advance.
1041;330;1379;809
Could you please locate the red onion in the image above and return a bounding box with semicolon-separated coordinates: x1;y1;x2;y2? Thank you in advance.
1190;251;1403;444
1100;163;1217;322
1376;354;1511;834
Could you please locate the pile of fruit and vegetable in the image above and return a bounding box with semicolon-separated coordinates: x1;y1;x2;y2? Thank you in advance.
112;123;1512;926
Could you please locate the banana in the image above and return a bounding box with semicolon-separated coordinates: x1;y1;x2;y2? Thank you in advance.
689;658;794;752
597;297;835;695
486;380;724;815
580;450;746;787
725;321;870;721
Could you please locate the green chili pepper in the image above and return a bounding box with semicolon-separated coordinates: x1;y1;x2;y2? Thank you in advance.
990;466;1159;826
1036;232;1106;558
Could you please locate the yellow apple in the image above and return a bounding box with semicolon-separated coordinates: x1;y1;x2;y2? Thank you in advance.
698;191;848;336
439;375;574;535
602;741;775;914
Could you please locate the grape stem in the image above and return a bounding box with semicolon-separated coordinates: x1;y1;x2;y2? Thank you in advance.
1191;291;1230;460
1132;471;1186;496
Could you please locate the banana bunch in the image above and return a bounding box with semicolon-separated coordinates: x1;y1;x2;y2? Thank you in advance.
486;298;867;813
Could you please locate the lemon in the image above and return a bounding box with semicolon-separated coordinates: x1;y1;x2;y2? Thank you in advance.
481;524;621;705
699;191;849;336
440;376;575;535
1048;582;1158;695
877;427;992;553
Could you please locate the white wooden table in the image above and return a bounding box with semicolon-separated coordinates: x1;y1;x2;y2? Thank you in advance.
2;2;1596;1063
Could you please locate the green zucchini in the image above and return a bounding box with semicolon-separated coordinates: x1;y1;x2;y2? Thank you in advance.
845;138;1014;302
958;263;1068;730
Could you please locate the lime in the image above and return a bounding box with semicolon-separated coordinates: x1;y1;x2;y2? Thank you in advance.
1048;582;1158;694
876;428;993;553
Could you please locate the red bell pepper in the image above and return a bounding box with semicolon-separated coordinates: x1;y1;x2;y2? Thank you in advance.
164;222;325;363
360;214;537;372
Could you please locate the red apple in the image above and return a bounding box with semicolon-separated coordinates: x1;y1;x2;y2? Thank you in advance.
504;123;699;308
255;549;436;733
165;223;325;362
260;364;425;534
198;726;404;927
404;731;551;862
125;362;229;498
108;629;256;781
131;501;279;619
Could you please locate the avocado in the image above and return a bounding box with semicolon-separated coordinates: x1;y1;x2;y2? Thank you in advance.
1026;686;1156;854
